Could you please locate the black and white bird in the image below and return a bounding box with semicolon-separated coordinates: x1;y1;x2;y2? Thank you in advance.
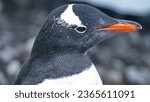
15;4;142;85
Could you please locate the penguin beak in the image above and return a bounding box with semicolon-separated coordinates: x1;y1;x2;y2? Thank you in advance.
97;19;142;32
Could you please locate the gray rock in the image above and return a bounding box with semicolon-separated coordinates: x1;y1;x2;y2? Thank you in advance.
0;14;12;30
142;53;150;68
0;0;3;12
71;0;150;16
90;46;113;66
112;35;130;57
0;71;8;84
103;69;123;85
111;58;125;71
142;34;150;50
0;46;16;63
128;32;141;45
6;60;21;77
14;0;30;8
125;65;150;84
0;31;14;46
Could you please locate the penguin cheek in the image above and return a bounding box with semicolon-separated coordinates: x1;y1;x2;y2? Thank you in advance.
87;31;116;45
97;31;118;42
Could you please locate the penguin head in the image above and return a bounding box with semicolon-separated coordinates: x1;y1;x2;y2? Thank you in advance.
32;4;142;54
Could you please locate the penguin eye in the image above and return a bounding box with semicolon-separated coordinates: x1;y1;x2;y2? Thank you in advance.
74;26;87;33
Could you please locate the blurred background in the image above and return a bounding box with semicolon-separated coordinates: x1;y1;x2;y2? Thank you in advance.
0;0;150;85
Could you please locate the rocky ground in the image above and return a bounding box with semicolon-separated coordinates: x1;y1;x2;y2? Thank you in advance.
0;0;150;84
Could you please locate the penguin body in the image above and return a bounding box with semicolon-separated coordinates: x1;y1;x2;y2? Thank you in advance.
16;53;101;85
39;64;102;85
15;4;142;85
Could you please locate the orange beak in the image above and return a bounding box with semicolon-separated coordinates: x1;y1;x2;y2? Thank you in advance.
97;19;142;32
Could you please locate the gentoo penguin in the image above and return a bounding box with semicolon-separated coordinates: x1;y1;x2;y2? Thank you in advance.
15;4;142;85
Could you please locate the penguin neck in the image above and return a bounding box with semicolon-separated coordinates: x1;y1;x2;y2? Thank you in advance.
30;48;93;79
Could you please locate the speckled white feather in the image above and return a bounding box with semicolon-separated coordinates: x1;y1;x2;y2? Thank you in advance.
39;64;103;85
60;4;84;26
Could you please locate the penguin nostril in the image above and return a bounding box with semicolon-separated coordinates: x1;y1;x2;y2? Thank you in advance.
75;26;87;33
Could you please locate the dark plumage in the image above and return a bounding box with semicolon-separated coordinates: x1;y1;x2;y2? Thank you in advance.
15;4;142;85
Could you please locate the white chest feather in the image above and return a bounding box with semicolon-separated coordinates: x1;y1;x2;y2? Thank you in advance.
39;64;103;85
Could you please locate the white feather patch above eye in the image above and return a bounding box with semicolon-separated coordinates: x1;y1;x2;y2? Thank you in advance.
60;4;84;26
